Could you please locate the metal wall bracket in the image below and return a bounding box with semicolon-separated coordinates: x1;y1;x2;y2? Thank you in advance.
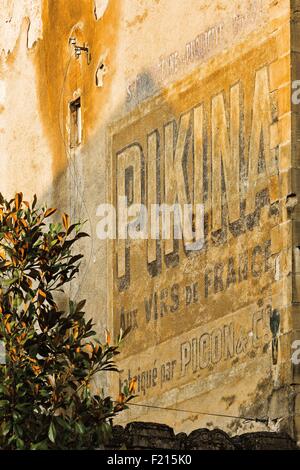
69;37;91;65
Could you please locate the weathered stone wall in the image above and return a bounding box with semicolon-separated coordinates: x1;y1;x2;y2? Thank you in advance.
109;0;300;443
104;422;298;450
290;1;300;437
1;0;300;445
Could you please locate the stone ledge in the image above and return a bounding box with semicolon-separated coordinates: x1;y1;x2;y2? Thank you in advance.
106;422;299;450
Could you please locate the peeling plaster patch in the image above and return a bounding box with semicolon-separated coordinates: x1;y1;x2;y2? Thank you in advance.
24;0;42;49
94;0;109;20
96;51;108;87
96;62;107;87
0;0;42;55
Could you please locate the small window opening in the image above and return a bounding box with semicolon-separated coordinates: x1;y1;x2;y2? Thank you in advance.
70;97;82;148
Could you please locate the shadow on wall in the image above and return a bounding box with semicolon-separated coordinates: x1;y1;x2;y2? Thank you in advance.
34;0;121;212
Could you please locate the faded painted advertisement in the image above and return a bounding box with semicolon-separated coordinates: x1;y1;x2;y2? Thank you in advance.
108;32;288;429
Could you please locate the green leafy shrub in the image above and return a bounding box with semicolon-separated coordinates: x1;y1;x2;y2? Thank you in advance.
0;193;133;450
